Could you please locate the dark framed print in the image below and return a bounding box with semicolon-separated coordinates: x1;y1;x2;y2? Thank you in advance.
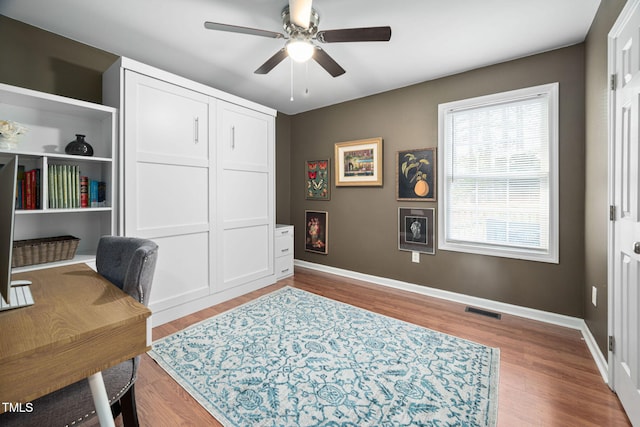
335;137;383;186
305;159;330;200
398;207;435;254
305;210;328;254
396;148;436;201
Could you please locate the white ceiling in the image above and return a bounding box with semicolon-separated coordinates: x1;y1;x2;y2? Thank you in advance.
1;0;601;115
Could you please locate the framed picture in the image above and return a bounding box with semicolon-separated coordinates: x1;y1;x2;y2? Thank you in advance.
305;159;330;200
398;207;435;254
305;210;328;254
397;148;436;201
334;137;383;186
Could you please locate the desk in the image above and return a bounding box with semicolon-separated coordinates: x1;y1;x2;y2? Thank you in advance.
0;264;151;425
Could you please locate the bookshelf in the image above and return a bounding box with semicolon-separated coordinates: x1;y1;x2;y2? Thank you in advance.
0;83;117;272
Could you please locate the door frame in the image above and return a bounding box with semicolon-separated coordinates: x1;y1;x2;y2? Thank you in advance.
607;0;640;390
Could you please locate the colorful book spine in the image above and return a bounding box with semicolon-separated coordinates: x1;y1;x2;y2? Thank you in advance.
80;176;88;208
90;180;98;207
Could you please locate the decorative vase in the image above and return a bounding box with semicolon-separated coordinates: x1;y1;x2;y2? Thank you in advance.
65;134;94;156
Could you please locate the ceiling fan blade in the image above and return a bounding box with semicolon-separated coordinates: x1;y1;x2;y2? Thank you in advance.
289;0;313;29
254;48;288;74
204;21;284;39
313;47;345;77
316;26;392;43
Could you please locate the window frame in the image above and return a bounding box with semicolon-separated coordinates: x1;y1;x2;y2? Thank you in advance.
437;83;559;264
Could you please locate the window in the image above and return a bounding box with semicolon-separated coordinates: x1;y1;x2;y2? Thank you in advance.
438;83;559;263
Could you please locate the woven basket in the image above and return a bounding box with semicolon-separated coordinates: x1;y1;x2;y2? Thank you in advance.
12;235;80;268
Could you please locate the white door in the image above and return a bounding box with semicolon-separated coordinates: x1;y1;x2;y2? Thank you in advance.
610;1;640;425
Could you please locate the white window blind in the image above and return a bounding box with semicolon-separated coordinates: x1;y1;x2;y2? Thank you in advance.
438;83;558;263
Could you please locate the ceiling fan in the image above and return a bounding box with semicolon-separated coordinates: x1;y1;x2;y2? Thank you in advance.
204;0;392;77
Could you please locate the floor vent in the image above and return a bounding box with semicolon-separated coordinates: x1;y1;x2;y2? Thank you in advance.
465;306;502;320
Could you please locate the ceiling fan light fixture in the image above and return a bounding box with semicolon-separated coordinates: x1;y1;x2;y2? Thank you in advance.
286;39;314;62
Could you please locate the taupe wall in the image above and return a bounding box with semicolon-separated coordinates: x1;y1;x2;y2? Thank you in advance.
290;45;586;317
0;15;116;103
584;0;627;357
276;113;292;225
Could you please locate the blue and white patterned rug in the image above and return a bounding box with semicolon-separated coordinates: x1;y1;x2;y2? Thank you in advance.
149;287;499;426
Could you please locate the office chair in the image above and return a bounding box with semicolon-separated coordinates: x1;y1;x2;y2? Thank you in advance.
0;236;158;427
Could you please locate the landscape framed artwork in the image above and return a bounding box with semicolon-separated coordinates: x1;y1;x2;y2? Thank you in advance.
305;210;328;254
397;148;436;201
334;137;383;186
398;207;435;254
305;159;330;200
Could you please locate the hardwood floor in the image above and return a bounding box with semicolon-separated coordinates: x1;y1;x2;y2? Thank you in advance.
123;267;631;426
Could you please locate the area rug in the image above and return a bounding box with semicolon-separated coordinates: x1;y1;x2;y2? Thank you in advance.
149;287;500;426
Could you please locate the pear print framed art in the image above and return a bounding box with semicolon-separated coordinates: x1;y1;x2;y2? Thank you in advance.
396;148;436;201
305;159;330;200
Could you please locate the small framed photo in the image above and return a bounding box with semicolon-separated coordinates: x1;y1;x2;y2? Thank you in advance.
334;137;383;186
305;210;328;254
397;148;436;201
398;207;435;254
305;159;330;200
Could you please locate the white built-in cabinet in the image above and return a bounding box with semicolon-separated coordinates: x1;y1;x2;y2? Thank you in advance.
275;225;294;279
103;58;276;325
0;83;117;272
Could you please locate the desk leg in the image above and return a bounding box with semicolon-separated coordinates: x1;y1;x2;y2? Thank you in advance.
88;372;116;427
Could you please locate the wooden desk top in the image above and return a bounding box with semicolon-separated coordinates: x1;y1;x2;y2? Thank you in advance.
0;264;151;407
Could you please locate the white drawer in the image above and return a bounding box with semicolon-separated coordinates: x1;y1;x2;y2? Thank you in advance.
275;255;294;279
275;234;293;258
275;225;293;238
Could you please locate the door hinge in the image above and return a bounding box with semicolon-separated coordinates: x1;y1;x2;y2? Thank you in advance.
611;73;617;91
609;335;615;353
610;205;616;221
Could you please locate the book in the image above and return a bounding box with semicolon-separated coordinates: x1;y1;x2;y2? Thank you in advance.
80;176;88;208
34;168;41;209
90;180;98;207
25;169;33;209
98;181;106;207
16;165;25;210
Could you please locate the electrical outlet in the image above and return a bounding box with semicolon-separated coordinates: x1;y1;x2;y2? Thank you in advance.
592;286;597;307
412;251;420;263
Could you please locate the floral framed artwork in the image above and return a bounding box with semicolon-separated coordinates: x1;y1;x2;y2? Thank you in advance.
334;137;383;186
305;210;328;254
397;148;436;201
305;159;330;200
398;207;435;254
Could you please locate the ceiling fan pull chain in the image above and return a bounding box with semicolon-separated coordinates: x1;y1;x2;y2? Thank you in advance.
305;61;309;96
290;59;294;102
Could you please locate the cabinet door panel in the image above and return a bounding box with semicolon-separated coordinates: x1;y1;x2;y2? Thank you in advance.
222;169;268;222
136;163;208;231
220;103;269;169
148;233;210;312
223;225;270;286
129;71;209;161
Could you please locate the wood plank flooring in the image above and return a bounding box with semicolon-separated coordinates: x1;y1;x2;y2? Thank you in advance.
118;267;631;426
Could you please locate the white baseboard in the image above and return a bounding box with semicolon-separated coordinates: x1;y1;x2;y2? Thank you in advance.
294;259;609;382
581;322;609;384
